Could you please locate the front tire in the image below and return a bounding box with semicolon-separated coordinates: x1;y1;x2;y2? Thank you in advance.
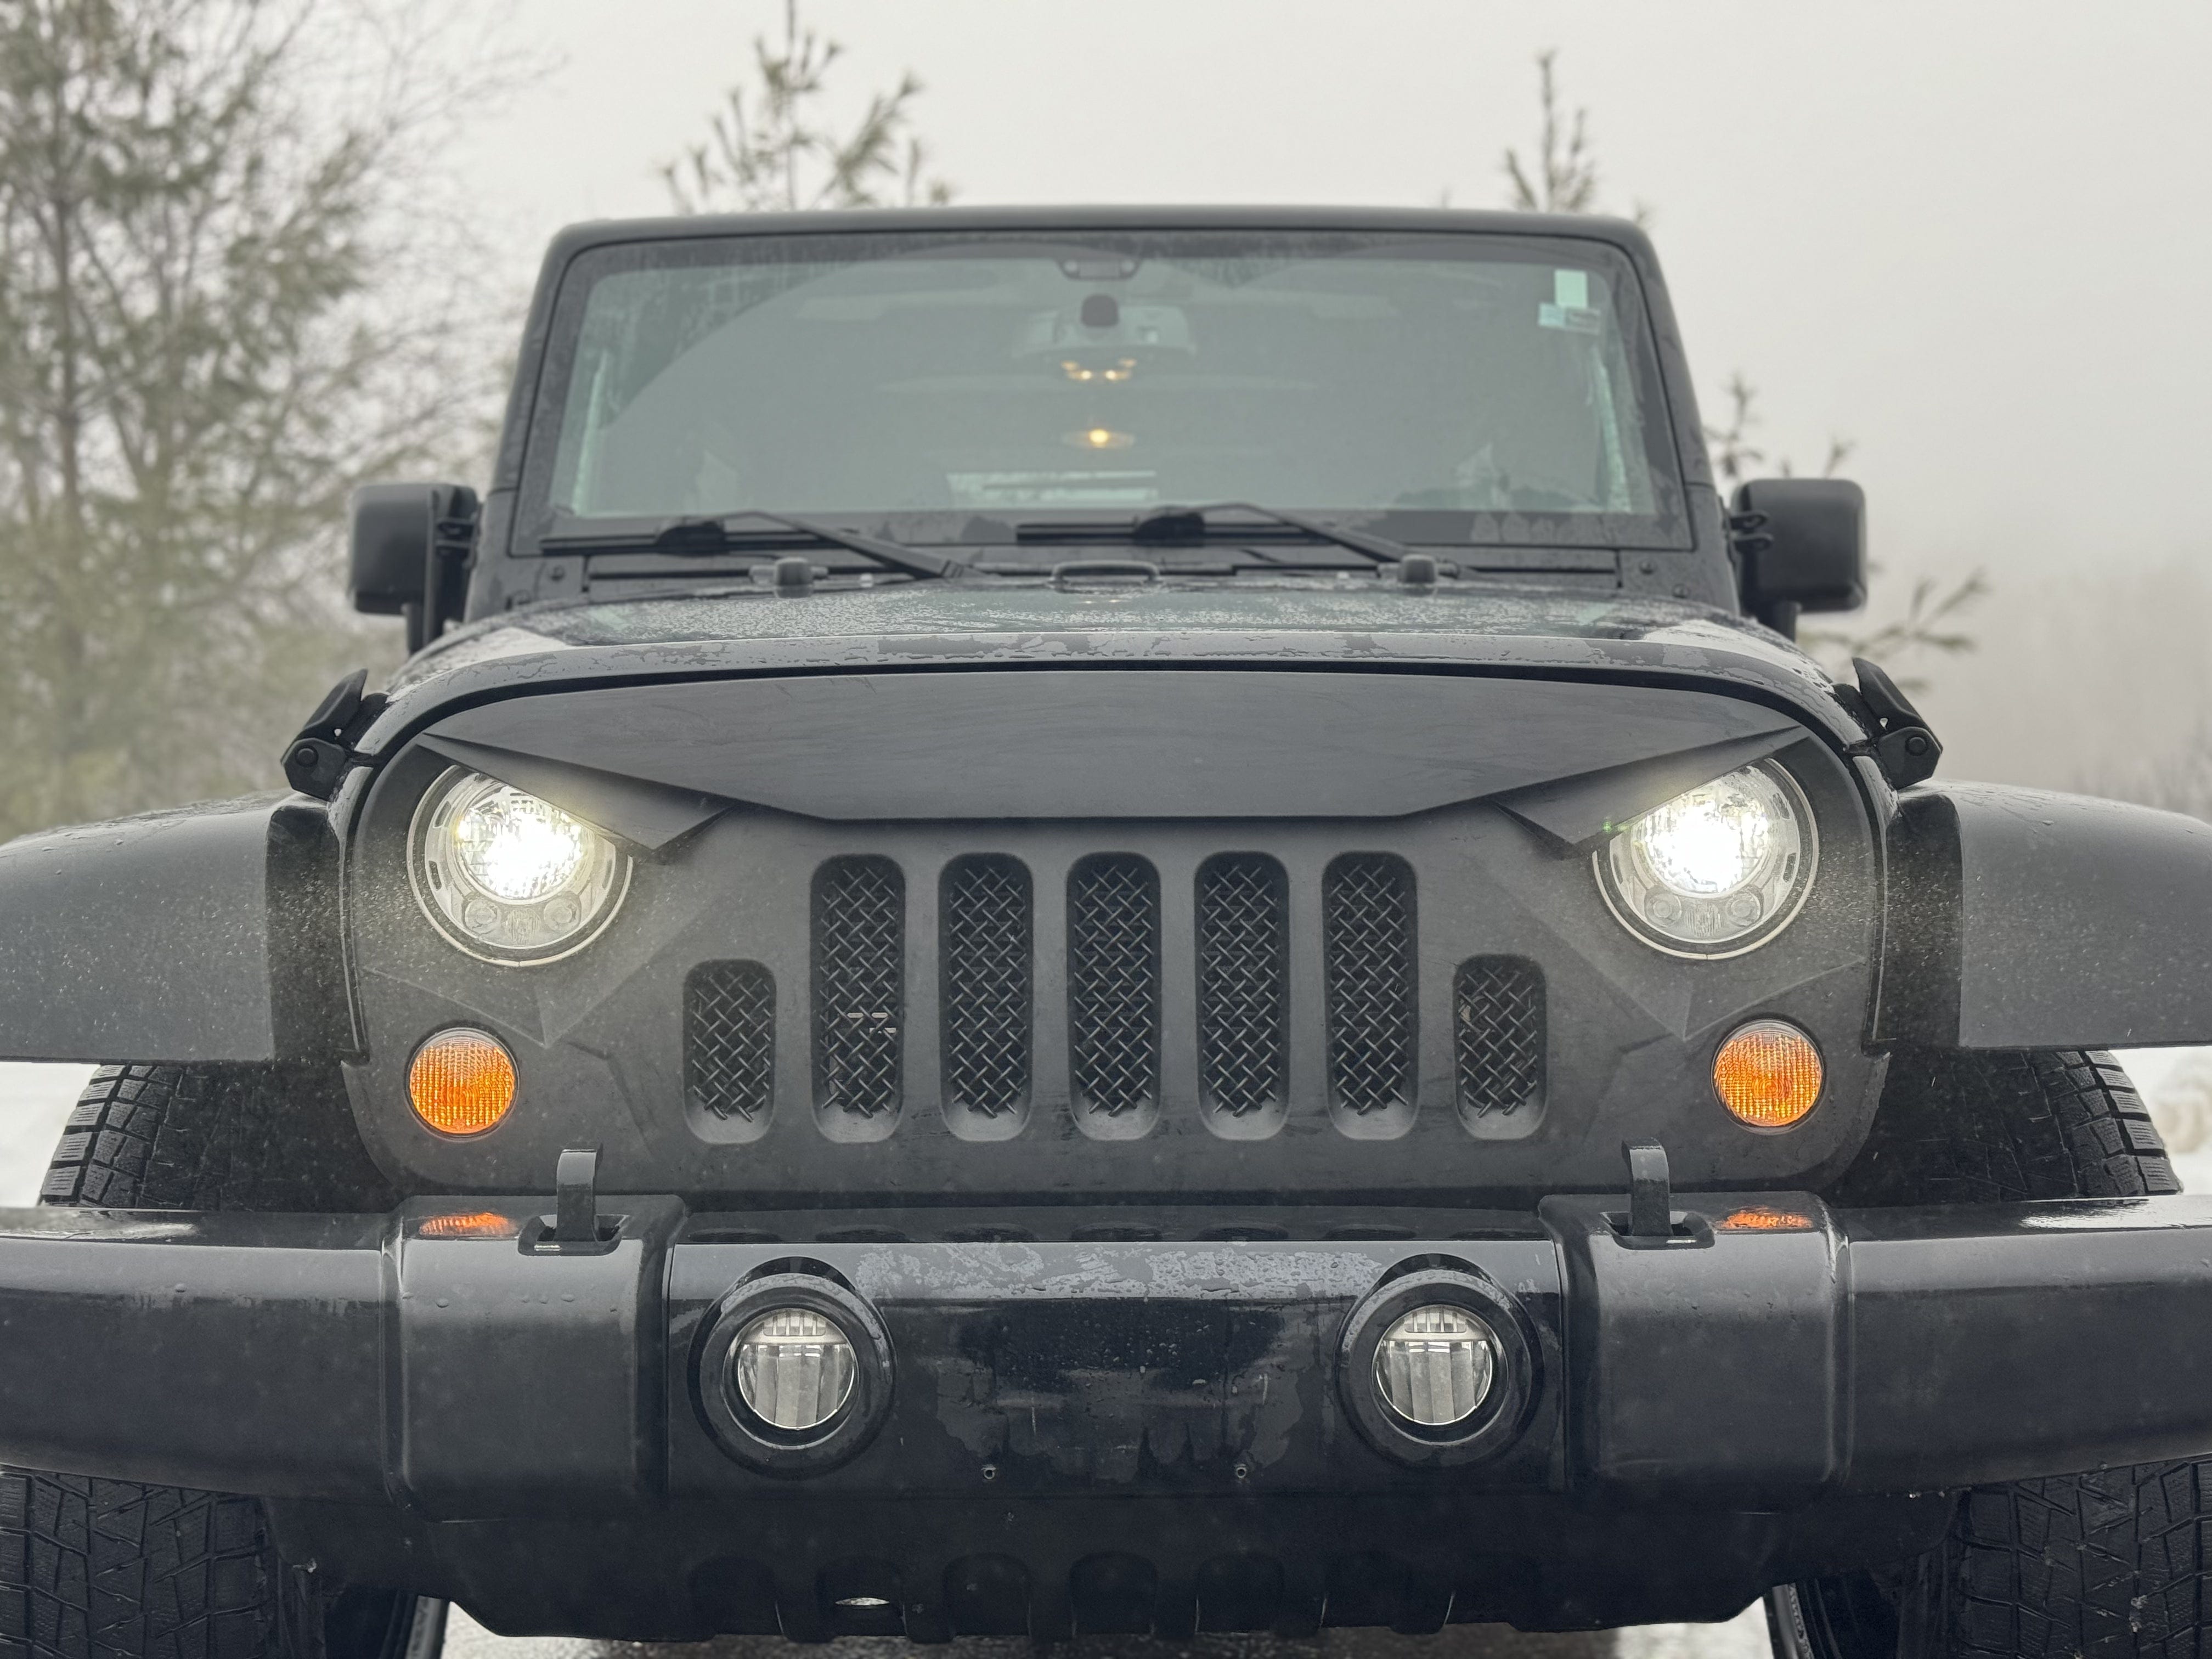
1772;1048;2198;1659
0;1064;430;1659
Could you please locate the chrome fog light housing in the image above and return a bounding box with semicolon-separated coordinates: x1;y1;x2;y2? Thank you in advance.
410;768;629;963
1598;761;1816;957
1372;1304;1499;1427
730;1308;857;1431
1338;1266;1537;1466
698;1272;894;1474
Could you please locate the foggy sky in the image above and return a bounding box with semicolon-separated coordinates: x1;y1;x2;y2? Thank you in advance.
448;1;2212;784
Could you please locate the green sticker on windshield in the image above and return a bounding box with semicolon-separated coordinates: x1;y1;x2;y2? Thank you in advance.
1539;268;1601;334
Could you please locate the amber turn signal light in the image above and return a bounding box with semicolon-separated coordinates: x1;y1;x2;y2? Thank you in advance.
408;1028;517;1137
1713;1019;1823;1128
416;1211;522;1240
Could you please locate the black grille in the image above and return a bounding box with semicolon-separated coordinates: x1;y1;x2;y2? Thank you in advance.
940;855;1032;1116
1066;854;1160;1117
684;961;776;1120
1197;854;1289;1119
1323;854;1417;1116
1454;957;1545;1117
812;856;904;1116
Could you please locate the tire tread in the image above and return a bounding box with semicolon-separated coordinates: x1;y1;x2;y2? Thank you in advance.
3;1064;405;1659
1832;1049;2178;1207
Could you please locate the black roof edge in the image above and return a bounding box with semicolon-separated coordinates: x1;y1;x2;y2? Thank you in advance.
538;205;1660;266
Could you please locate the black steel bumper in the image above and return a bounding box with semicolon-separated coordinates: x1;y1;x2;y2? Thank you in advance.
4;1193;2211;1634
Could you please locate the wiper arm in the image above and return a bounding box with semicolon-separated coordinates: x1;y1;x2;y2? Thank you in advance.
1130;501;1414;565
667;511;967;580
548;511;967;580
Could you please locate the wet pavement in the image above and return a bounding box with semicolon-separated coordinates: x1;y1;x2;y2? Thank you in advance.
431;1601;1769;1659
439;1605;1773;1659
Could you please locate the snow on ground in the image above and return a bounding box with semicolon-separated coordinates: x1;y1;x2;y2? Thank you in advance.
4;1053;2209;1659
0;1062;92;1205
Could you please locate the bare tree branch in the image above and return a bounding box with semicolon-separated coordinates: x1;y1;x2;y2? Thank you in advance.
664;0;953;215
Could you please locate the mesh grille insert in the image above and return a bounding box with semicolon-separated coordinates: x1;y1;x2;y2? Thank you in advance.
1455;957;1545;1118
940;855;1033;1116
812;856;904;1116
685;961;776;1121
1197;854;1289;1119
1324;854;1417;1116
1066;854;1160;1118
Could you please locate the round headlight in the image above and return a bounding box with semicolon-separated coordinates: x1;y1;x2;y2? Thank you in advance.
1598;761;1815;956
1372;1304;1499;1428
410;769;629;963
729;1307;857;1431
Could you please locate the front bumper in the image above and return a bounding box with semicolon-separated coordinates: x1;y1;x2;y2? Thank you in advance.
4;1194;2211;1633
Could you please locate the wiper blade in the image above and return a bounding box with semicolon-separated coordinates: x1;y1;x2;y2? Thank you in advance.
664;511;966;579
548;511;967;580
1131;501;1414;565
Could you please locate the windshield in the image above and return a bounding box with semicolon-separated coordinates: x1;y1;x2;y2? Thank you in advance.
524;229;1688;550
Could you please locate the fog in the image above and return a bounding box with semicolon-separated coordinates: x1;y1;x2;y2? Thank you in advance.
445;0;2211;789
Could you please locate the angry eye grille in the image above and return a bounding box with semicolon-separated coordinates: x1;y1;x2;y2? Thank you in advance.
693;849;1548;1145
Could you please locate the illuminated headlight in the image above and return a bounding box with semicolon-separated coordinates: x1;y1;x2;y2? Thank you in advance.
1597;761;1815;956
730;1308;856;1431
410;769;629;963
1373;1305;1499;1428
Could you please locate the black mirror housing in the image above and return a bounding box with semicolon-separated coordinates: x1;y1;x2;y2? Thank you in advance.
1731;477;1866;637
349;482;479;652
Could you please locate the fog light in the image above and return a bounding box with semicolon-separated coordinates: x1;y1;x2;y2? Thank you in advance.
1372;1305;1499;1427
1714;1019;1824;1128
407;1028;516;1136
731;1308;856;1431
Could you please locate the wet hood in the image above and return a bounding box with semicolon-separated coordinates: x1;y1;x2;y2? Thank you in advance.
357;584;1864;845
380;582;1846;732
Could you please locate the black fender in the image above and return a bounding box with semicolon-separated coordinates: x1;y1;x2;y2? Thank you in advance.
0;795;344;1063
1877;782;2212;1049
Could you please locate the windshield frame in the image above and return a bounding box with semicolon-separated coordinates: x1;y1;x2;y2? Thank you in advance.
510;222;1697;560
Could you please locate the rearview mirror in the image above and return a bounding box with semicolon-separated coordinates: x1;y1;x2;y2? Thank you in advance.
1730;478;1866;637
349;482;478;653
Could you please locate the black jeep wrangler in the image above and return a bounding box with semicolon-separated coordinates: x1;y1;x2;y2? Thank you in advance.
5;208;2212;1659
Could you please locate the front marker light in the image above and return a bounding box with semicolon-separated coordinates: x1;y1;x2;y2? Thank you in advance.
1597;761;1816;956
410;769;629;963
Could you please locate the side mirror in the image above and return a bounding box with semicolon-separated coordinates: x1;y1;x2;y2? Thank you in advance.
349;482;479;653
1730;478;1866;637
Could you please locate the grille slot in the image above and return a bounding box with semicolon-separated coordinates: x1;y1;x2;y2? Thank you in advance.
940;855;1033;1119
1197;854;1289;1121
685;961;776;1121
812;855;905;1118
1323;854;1418;1119
1454;957;1545;1119
1066;854;1160;1120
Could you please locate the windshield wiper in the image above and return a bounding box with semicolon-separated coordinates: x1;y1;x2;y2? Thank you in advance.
1124;502;1416;565
546;510;967;581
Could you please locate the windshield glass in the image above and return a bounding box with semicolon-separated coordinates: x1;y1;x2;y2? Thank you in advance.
525;229;1688;550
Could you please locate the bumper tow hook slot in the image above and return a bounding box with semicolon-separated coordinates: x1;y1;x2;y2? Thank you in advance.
531;1145;619;1254
1623;1140;1672;1239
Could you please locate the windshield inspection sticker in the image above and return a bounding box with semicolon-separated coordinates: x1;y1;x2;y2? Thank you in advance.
1539;268;1602;333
